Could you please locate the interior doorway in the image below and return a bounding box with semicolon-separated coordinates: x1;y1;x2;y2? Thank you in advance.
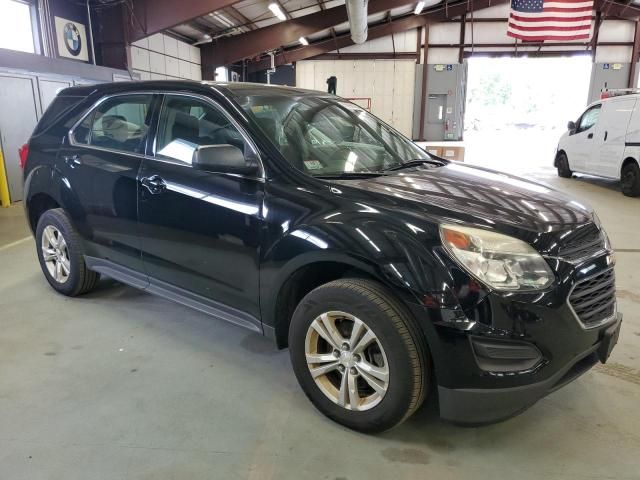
464;55;592;175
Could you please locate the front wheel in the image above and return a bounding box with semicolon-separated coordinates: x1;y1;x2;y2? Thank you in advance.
621;162;640;197
289;278;428;433
557;152;572;178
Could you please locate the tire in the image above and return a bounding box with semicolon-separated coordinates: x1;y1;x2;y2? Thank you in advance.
557;152;572;178
35;208;99;296
289;278;428;433
621;162;640;197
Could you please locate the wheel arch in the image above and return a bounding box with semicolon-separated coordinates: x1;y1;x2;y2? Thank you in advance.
263;248;436;349
621;156;639;175
554;149;567;168
24;164;84;235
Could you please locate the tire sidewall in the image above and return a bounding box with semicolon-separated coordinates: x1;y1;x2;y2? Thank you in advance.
289;284;419;431
558;153;571;178
36;210;84;296
621;163;640;196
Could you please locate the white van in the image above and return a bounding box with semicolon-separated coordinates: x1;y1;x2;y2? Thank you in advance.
555;90;640;197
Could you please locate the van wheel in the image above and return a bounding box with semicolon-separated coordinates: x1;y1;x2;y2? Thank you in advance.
557;153;572;178
621;162;640;197
36;209;99;296
289;278;428;433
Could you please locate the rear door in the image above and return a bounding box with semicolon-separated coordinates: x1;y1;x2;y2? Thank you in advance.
137;93;265;328
589;98;636;178
59;93;156;276
566;104;601;172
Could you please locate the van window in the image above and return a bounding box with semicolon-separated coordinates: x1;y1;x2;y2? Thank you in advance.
73;94;153;154
577;105;601;133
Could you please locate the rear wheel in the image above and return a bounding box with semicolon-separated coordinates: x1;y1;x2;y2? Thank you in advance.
289;278;428;433
36;209;99;296
557;152;572;178
621;162;640;197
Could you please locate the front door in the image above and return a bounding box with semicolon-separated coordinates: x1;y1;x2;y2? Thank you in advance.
137;94;264;327
59;93;155;274
567;104;601;172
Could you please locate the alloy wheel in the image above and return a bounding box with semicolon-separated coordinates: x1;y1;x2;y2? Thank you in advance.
304;311;389;411
41;225;70;284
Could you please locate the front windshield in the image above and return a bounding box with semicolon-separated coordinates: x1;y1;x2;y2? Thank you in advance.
234;93;433;176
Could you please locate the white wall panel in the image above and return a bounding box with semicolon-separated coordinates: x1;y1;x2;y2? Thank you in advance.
429;23;460;44
148;34;164;53
295;59;416;136
128;34;201;81
599;20;635;42
427;48;458;64
472;3;510;18
595;45;632;63
190;45;201;64
191;63;202;81
178;40;191;61
179;59;191;79
465;23;514;44
132;37;149;49
163;35;179;57
165;56;180;77
130;46;150;71
133;69;151;80
149;51;166;74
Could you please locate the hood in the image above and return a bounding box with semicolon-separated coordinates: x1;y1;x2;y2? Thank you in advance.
335;162;593;231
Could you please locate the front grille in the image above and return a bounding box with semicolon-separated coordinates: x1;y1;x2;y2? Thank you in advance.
557;225;607;262
569;268;616;328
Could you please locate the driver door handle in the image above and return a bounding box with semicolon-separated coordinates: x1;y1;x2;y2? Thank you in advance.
63;154;81;168
141;175;166;195
604;131;608;141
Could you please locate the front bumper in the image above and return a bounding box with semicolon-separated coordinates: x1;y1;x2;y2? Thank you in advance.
406;247;620;425
438;313;621;424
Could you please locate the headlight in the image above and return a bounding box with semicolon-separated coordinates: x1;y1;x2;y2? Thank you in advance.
440;224;554;291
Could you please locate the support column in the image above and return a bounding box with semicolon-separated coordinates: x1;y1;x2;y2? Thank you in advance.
419;25;429;142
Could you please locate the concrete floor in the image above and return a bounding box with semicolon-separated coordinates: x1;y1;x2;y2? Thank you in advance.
1;166;639;480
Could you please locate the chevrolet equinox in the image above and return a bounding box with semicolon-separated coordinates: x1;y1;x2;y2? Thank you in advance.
22;81;622;432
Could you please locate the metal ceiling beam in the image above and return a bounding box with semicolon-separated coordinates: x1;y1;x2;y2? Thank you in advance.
246;0;508;73
129;0;240;42
201;0;418;70
595;0;640;18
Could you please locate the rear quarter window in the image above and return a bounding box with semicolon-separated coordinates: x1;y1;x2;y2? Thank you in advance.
33;95;84;136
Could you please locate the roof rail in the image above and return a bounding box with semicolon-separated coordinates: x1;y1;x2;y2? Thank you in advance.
600;88;640;99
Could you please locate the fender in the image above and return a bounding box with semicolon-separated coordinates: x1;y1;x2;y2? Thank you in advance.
24;163;88;237
259;202;456;336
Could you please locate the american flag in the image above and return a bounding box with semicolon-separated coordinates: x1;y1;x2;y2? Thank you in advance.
507;0;594;41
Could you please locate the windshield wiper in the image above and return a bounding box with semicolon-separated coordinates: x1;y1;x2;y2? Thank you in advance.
315;172;386;179
382;159;446;172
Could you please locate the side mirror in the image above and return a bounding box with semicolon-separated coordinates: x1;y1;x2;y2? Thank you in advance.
192;144;260;177
567;120;577;132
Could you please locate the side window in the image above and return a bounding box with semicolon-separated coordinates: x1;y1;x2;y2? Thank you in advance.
73;94;153;154
155;95;255;165
577;105;601;133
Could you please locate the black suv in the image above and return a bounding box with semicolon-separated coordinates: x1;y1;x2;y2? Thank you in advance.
22;81;621;432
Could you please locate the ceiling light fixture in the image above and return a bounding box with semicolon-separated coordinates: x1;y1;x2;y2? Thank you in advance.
268;3;287;21
299;36;309;46
414;1;425;14
214;12;234;28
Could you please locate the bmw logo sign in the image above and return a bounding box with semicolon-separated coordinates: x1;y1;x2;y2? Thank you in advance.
63;23;82;57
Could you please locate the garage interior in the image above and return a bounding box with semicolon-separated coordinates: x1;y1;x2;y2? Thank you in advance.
1;0;639;478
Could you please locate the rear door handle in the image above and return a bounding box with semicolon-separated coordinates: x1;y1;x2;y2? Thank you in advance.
63;154;81;168
587;133;593;139
141;175;166;195
604;131;608;141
